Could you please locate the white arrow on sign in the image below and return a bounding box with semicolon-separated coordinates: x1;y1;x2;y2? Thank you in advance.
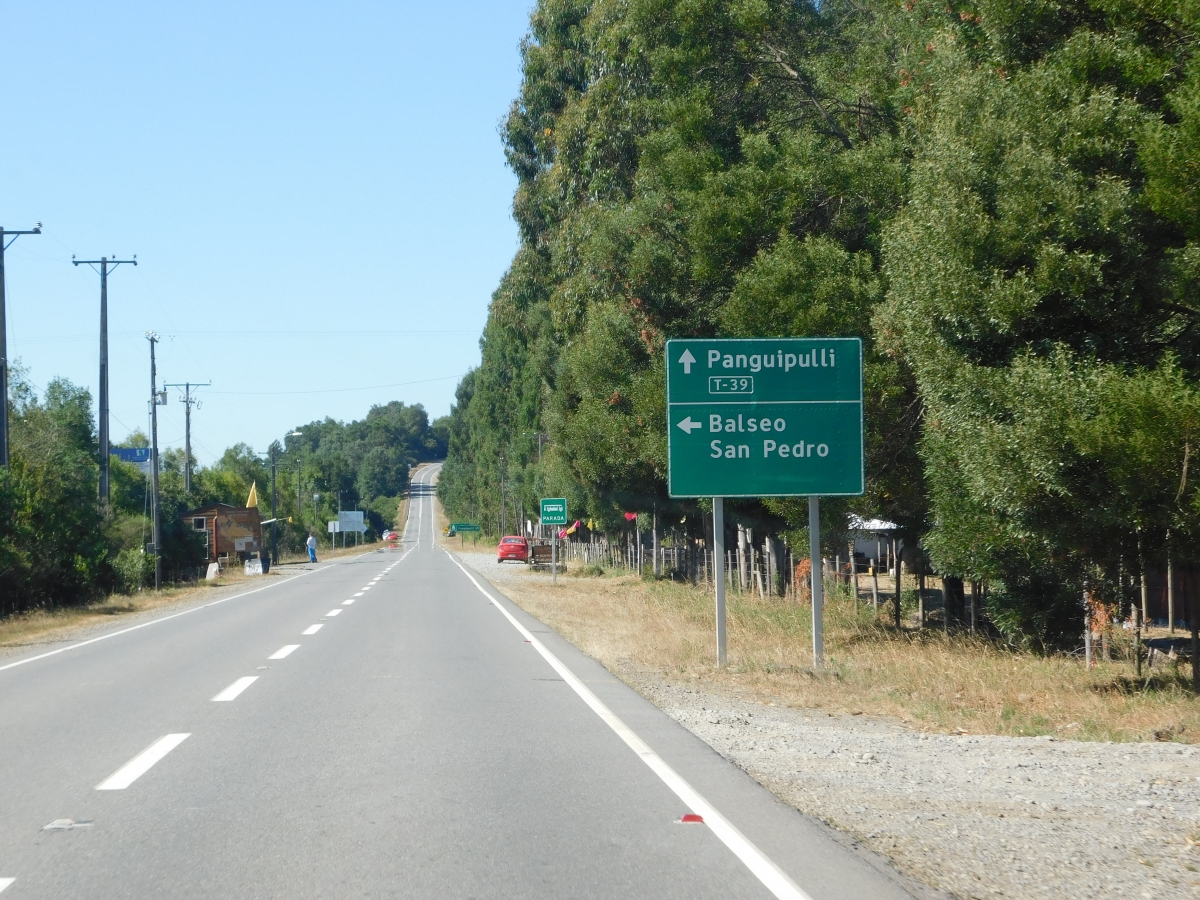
678;349;696;374
676;416;702;434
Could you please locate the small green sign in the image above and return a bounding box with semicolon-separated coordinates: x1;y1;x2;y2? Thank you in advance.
666;338;864;498
450;523;481;532
540;498;568;526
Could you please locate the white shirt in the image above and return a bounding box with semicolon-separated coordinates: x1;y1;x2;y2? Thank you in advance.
306;536;317;550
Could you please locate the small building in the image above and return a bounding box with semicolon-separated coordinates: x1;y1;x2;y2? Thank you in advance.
847;514;900;570
183;503;262;563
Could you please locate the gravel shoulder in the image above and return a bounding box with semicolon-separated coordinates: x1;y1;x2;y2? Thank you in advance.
460;550;1200;900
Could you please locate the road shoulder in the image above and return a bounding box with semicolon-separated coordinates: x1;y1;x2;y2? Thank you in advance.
455;549;1200;900
448;547;940;900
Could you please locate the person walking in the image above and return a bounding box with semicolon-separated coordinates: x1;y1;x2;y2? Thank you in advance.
306;532;318;563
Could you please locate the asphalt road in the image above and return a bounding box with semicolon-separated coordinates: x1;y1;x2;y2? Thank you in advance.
0;465;923;899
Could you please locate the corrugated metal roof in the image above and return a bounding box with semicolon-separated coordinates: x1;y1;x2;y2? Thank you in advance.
848;514;898;532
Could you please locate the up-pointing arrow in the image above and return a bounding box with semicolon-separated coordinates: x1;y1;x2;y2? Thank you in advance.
678;349;696;374
676;416;702;434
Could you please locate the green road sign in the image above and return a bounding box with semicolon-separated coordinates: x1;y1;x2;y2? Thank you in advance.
540;498;568;526
666;338;864;498
450;523;481;532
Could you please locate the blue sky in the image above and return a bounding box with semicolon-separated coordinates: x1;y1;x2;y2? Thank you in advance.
2;1;532;463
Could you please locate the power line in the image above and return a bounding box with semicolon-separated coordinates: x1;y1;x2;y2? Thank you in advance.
10;329;475;345
205;374;462;396
174;329;474;336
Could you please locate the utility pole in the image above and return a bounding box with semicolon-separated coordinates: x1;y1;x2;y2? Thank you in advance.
282;431;303;555
164;381;209;493
74;254;137;502
146;332;165;590
269;450;278;562
258;446;281;564
0;223;41;468
522;431;545;464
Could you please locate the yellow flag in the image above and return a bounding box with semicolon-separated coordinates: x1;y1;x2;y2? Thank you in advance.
246;481;259;508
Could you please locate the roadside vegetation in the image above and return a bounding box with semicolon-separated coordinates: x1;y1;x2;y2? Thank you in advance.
0;364;444;618
438;0;1200;658
489;560;1200;743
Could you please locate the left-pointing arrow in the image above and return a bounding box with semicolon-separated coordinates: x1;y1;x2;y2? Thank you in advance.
677;416;702;434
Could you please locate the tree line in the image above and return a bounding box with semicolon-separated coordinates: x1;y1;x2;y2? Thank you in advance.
0;364;447;617
438;0;1200;646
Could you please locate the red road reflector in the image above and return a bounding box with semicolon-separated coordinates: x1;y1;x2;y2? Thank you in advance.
679;813;704;824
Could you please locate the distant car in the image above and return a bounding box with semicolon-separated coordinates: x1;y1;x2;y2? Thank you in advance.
382;530;397;541
497;536;528;563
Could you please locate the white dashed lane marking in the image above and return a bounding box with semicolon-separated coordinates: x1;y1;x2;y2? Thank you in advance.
325;609;342;617
342;599;356;605
0;878;14;893
96;734;191;790
269;645;300;660
212;677;258;702
302;625;323;635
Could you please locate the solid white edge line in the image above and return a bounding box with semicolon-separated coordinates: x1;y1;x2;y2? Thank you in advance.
441;548;812;900
0;564;332;675
269;644;300;660
96;733;191;790
302;624;323;635
212;676;259;702
0;878;13;893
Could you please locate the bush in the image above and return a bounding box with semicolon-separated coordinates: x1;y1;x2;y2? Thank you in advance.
113;548;152;594
984;561;1082;650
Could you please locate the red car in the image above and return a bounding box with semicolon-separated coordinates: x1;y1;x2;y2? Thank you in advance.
497;536;529;563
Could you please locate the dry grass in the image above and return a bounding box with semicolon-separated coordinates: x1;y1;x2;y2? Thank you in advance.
494;565;1200;744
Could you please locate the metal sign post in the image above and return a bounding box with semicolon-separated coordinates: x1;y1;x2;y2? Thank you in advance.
666;338;863;668
541;498;567;584
809;496;823;667
450;523;480;547
713;498;727;665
